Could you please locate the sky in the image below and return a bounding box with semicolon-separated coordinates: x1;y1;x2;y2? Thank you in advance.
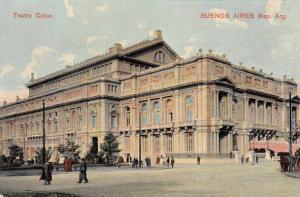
0;0;299;103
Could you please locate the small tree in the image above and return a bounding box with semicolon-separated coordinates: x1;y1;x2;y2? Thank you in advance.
100;133;121;165
58;139;80;162
35;147;52;164
8;145;23;164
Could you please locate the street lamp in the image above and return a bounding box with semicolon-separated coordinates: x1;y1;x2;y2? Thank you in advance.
288;92;293;172
42;100;46;164
138;110;142;167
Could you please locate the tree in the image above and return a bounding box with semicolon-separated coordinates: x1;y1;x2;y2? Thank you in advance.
8;145;23;164
35;147;52;164
100;133;121;165
58;139;80;161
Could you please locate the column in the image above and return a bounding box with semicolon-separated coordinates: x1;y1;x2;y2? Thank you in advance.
264;102;267;125
160;133;164;156
228;93;232;119
216;91;219;118
194;130;198;153
255;100;258;124
244;97;249;122
175;90;180;122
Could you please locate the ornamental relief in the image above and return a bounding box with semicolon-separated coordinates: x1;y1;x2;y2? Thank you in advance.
138;77;149;88
254;79;261;87
245;76;252;84
162;71;175;85
64;88;84;101
150;73;161;84
123;81;132;92
263;81;268;89
215;65;224;77
183;65;196;79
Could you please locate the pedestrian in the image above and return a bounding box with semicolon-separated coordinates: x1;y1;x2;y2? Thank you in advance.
134;157;138;168
77;158;88;183
171;156;175;168
126;155;129;163
256;155;258;164
156;156;160;165
43;161;53;185
197;155;201;165
167;157;170;167
246;157;249;163
241;155;244;164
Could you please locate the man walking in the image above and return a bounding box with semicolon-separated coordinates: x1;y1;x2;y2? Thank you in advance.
241;155;244;164
197;155;201;165
171;156;175;168
78;158;88;183
256;155;259;164
166;157;170;167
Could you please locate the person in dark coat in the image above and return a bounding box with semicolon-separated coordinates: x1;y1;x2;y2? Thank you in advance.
166;157;170;167
241;155;244;164
256;155;259;164
42;161;53;185
171;156;175;168
77;158;88;183
197;155;201;165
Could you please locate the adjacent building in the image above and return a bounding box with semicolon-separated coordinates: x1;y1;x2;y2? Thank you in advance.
0;30;300;161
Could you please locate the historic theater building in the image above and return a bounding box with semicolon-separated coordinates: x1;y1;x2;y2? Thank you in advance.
0;30;300;161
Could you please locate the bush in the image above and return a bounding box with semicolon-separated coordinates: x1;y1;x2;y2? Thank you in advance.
84;150;105;164
0;154;8;165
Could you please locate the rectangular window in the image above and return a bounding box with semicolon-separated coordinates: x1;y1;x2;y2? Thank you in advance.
153;114;160;124
111;116;117;128
184;133;194;152
78;116;83;129
165;135;173;152
91;116;97;128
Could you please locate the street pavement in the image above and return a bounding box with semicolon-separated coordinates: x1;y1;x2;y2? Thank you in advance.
0;160;299;197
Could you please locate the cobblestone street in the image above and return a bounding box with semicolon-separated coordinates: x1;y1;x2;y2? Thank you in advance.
0;160;300;197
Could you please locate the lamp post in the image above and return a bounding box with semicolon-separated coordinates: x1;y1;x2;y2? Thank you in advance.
138;110;142;167
42;100;46;164
289;92;293;172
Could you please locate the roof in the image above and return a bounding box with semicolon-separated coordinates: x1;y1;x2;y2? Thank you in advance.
26;37;178;88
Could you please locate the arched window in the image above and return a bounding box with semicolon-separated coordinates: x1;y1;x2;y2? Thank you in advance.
185;96;193;121
125;106;130;127
141;103;148;125
154;51;165;63
152;101;160;124
165;99;173;123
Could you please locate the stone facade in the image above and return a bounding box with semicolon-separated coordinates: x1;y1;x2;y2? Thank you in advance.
0;30;300;161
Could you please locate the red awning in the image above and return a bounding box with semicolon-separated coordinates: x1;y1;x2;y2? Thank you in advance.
251;141;300;154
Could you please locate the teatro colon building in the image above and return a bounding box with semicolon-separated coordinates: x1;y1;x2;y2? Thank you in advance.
0;30;300;161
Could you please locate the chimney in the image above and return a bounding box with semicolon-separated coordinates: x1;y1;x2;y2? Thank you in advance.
153;30;162;39
30;72;35;81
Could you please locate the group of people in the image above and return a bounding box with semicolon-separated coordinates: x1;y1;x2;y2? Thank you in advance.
40;158;88;185
130;155;176;168
240;154;259;164
166;156;175;168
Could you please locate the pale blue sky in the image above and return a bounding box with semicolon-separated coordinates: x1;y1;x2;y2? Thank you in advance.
0;0;299;102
